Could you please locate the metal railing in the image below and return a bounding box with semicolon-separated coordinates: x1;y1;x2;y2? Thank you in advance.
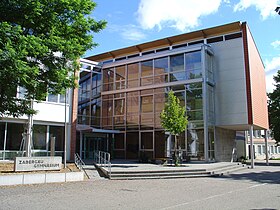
94;151;111;179
74;153;89;179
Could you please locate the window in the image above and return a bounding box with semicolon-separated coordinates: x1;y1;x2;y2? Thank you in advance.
188;40;203;46
186;86;203;111
170;54;184;72
48;94;58;103
6;123;24;150
127;63;139;80
207;36;223;44
141;60;153;77
257;145;262;154
0;122;5;150
115;66;126;82
141;95;153;113
114;133;125;149
114;99;125;115
49;126;64;151
103;68;114;91
185;51;201;71
33;125;47;150
170;72;186;82
225;32;242;40
154;57;168;75
141;132;153;150
18;87;27;99
127;63;139;88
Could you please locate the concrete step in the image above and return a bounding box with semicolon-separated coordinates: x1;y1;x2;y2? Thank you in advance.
83;166;104;180
210;163;248;176
110;173;212;180
98;163;249;180
109;169;212;180
111;171;210;178
111;168;206;175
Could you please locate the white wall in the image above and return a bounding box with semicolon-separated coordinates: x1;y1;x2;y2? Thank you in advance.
32;102;70;123
211;38;248;126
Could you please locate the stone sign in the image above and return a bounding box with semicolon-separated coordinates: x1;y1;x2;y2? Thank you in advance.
15;157;62;172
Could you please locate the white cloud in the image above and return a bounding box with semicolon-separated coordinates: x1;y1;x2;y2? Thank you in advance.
137;0;222;32
265;56;280;92
234;0;280;19
108;24;147;42
120;25;147;41
271;40;280;49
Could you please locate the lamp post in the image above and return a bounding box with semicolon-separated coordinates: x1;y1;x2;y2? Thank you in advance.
64;91;67;169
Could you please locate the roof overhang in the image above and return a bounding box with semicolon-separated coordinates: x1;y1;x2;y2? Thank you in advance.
76;124;120;134
86;21;242;62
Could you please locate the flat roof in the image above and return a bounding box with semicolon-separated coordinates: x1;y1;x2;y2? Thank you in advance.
86;21;243;62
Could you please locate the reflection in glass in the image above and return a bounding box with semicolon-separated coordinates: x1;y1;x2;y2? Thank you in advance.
127;79;139;88
170;54;184;72
127;63;139;80
114;133;125;149
0;122;5;150
154;57;168;75
154;75;168;84
170;72;186;81
49;126;64;151
6;123;24;150
115;66;126;81
141;95;153;113
141;132;153;150
114;99;125;115
33;125;47;150
141;77;153;86
141;60;153;77
185;51;201;70
127;96;139;115
126;132;139;159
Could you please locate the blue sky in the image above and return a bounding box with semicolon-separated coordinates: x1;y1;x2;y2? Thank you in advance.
85;0;280;93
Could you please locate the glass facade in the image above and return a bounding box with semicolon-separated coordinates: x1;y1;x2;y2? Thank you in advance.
77;45;216;161
0;122;64;160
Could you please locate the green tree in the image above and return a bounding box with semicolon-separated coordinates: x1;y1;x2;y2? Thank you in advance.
0;0;106;117
268;70;280;142
160;90;188;165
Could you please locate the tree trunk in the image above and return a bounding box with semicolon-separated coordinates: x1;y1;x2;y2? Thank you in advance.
174;135;179;166
25;100;34;157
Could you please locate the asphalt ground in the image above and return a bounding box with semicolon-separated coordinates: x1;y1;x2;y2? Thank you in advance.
0;165;279;210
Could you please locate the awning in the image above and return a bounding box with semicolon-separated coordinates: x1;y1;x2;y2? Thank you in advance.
76;124;120;134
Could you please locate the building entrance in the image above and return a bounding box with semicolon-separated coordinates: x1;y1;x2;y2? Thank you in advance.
81;133;109;159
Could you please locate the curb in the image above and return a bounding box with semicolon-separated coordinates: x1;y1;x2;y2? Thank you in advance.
0;171;84;186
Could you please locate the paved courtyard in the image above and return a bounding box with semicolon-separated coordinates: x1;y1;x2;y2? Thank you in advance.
0;165;279;210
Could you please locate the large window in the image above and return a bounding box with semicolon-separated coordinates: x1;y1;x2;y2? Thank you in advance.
141;95;153;113
33;125;47;150
127;63;139;88
141;132;153;150
0;122;5;150
102;97;113;127
170;54;185;82
185;51;202;79
49;126;64;151
115;66;126;90
170;54;184;72
103;68;114;91
6;123;24;150
141;60;153;86
127;91;139;127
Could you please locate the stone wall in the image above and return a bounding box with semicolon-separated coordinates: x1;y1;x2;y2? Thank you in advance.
215;127;236;161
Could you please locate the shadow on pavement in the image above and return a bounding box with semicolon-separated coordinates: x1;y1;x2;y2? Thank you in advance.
214;170;280;185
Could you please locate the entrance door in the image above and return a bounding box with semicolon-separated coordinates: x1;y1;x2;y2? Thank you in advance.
126;132;139;159
82;134;108;159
